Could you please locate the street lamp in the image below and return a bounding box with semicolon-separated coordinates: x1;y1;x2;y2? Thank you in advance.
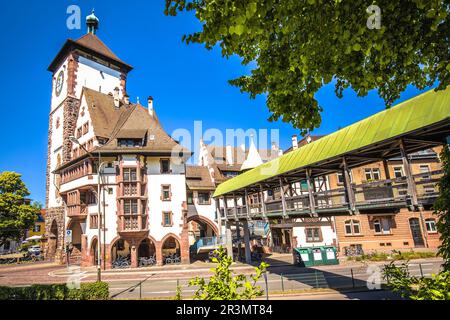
69;136;106;282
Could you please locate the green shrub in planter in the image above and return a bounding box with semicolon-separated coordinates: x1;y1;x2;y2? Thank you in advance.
0;282;109;300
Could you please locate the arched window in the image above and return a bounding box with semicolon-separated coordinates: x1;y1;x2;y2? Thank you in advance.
425;219;437;233
344;220;361;235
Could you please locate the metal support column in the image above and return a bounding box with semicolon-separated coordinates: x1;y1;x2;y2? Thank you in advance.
305;168;317;217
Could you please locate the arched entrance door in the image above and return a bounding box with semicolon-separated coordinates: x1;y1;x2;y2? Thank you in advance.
67;220;83;264
409;218;425;247
90;238;99;266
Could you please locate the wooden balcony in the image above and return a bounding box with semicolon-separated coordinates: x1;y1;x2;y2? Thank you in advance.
67;204;88;219
117;214;148;237
223;170;442;220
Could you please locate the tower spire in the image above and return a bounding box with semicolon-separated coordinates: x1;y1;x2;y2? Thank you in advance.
86;9;99;34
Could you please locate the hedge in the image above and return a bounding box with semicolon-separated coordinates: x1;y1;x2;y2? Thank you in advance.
0;281;109;300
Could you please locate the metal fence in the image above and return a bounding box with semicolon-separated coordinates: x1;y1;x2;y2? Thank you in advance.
109;262;443;300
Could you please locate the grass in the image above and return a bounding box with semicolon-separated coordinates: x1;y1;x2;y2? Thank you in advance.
347;250;437;262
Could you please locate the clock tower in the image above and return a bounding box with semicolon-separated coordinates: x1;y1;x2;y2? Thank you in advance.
44;11;133;261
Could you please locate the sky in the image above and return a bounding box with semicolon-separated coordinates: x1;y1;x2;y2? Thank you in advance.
0;0;436;205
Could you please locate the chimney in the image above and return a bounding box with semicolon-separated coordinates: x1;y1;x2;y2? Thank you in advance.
292;135;298;150
226;145;234;165
113;87;120;108
148;96;154;117
271;142;279;159
123;94;130;105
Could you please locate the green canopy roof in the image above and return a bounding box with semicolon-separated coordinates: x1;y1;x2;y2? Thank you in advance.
213;87;450;197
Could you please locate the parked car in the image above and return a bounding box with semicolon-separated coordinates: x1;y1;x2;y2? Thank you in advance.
28;245;41;256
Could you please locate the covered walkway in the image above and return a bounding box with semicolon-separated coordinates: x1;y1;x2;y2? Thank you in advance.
213;87;450;263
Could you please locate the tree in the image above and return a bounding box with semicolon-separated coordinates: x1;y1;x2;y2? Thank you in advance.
434;145;450;270
165;0;449;133
0;172;40;247
383;262;450;300
186;246;268;300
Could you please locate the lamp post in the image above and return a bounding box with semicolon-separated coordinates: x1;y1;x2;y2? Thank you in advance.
69;136;107;282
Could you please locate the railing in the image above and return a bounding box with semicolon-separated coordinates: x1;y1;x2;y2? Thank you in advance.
67;204;87;218
191;235;227;253
221;171;443;219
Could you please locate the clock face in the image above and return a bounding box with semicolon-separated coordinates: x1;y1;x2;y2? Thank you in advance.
55;71;64;97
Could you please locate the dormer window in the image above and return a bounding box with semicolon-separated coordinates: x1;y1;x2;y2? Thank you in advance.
160;159;171;174
118;138;143;147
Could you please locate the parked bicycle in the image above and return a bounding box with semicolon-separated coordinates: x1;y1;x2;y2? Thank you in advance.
112;255;131;269
139;255;156;267
164;253;181;265
344;245;364;257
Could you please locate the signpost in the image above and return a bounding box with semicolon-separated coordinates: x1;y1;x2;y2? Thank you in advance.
65;230;73;267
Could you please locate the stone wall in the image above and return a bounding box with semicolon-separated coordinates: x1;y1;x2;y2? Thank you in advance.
44;206;65;264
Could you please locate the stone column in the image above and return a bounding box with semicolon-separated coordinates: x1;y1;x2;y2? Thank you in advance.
180;210;190;264
155;242;163;266
242;220;252;264
80;235;89;267
225;221;234;261
130;243;138;268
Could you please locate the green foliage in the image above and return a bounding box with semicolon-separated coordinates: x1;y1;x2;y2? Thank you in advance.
165;0;449;132
434;145;450;271
348;250;436;262
174;284;183;300
383;262;450;300
0;282;109;300
187;246;268;300
0;171;40;246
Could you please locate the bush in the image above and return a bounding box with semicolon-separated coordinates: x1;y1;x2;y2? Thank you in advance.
0;281;109;300
383;262;450;300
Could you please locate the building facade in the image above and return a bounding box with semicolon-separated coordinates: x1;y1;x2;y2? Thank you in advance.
45;13;198;267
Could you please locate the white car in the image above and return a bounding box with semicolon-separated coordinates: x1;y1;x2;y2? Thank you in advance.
28;245;41;255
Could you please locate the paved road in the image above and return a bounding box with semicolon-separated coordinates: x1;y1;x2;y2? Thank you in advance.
0;258;443;300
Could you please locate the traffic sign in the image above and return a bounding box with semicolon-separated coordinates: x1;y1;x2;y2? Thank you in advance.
65;230;72;244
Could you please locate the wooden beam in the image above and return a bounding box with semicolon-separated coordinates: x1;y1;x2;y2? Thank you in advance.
232;193;239;221
305;168;317;217
278;177;288;218
259;184;268;221
244;189;251;220
342;157;356;213
399;139;419;207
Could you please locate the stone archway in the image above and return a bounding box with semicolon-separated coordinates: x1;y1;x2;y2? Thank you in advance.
110;238;131;268
187;216;219;262
47;220;59;260
137;237;157;267
67;220;83;264
90;237;99;266
161;235;181;265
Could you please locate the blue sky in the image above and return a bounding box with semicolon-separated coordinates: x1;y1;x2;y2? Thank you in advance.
0;0;435;204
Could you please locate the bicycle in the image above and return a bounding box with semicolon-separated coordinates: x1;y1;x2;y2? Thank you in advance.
112;255;131;269
139;255;156;267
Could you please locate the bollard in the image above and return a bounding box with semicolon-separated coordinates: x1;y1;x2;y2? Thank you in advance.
139;281;142;299
350;268;355;288
263;273;269;300
419;263;424;278
281;274;284;292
